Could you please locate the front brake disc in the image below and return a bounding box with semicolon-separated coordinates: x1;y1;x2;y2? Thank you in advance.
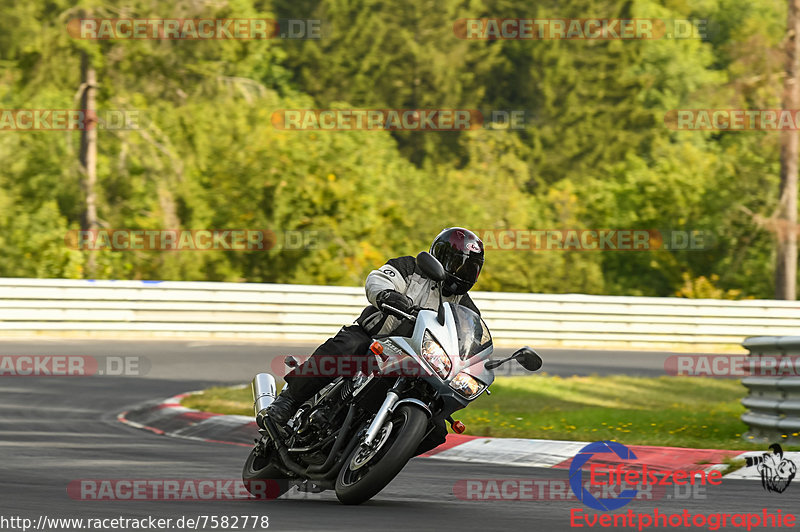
349;421;394;471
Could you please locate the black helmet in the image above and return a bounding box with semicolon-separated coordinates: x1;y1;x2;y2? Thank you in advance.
429;227;484;296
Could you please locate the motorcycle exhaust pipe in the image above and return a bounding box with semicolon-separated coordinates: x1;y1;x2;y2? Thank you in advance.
251;373;277;429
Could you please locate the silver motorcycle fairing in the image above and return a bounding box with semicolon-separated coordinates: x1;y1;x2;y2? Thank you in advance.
360;303;495;446
378;303;495;402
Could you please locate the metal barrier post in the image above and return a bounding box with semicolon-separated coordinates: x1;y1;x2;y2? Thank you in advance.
741;336;800;443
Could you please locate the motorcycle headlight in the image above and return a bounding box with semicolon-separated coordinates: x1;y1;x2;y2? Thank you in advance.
449;371;486;399
421;331;451;379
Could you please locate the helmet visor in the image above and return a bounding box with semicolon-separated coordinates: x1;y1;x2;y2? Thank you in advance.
432;242;483;284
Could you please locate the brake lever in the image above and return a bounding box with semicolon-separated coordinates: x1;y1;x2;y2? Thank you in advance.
380;303;417;322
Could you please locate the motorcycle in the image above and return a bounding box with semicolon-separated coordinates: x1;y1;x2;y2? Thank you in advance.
242;251;543;505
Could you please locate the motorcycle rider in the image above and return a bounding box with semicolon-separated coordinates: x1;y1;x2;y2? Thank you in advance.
266;227;485;451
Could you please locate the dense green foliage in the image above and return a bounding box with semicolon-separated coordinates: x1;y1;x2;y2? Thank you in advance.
0;0;789;297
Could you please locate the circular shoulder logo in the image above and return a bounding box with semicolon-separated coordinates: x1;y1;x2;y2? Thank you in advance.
569;440;638;511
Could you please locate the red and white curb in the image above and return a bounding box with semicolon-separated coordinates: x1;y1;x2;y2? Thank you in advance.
423;437;798;480
118;392;256;448
119;393;790;480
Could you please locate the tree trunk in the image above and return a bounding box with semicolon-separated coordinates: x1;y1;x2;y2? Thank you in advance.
79;51;98;278
776;0;800;300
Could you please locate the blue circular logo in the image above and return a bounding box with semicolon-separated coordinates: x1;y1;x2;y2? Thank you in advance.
569;440;638;511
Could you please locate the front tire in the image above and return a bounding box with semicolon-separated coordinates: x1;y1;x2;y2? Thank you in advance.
242;444;292;500
335;404;428;505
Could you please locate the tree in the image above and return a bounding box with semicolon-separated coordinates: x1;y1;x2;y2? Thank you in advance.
775;0;800;299
78;51;98;277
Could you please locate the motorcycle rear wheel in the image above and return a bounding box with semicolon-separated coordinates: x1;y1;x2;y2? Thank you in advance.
335;404;428;505
242;444;292;500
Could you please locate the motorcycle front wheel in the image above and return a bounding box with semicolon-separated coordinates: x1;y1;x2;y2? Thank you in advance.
335;404;428;505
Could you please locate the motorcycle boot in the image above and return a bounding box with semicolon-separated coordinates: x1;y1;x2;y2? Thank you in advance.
265;386;301;425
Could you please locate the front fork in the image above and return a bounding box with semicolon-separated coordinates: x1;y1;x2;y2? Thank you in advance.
363;391;400;446
362;378;408;445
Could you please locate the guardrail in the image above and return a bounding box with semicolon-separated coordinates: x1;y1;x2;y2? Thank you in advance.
1;278;800;349
741;337;800;442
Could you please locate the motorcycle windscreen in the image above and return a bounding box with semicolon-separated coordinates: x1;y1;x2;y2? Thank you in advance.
450;303;492;360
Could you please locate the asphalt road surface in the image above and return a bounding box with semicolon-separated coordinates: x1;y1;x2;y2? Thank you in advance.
0;340;792;532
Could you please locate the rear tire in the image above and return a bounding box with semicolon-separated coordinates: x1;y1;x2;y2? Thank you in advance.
335;405;428;505
242;444;292;500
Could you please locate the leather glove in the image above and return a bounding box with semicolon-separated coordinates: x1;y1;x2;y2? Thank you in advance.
375;289;414;314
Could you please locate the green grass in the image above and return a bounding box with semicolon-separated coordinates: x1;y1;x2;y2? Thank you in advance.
181;375;793;450
720;456;748;475
182;385;253;416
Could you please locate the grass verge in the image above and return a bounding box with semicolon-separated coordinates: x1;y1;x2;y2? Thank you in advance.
181;375;791;450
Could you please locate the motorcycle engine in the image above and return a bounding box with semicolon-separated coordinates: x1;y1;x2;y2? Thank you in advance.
290;405;336;465
289;380;354;465
292;404;333;444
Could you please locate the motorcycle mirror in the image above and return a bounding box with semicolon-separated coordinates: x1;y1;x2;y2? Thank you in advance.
416;252;446;283
485;347;543;372
513;347;543;372
484;357;508;371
